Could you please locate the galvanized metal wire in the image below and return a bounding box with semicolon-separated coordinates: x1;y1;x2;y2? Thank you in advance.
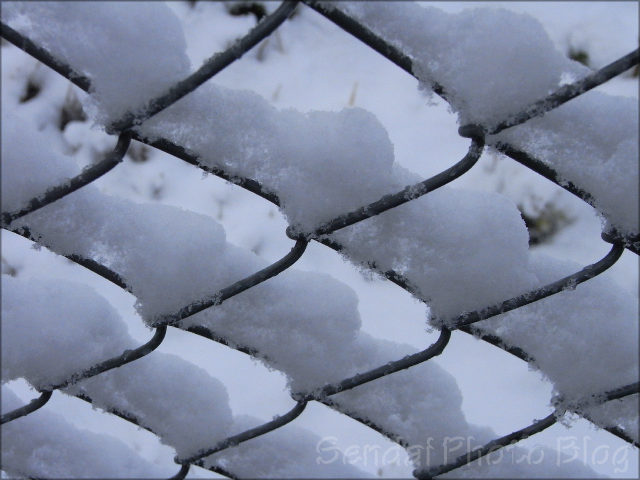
1;1;638;478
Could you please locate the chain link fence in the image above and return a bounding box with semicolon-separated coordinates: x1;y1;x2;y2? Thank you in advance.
1;1;638;478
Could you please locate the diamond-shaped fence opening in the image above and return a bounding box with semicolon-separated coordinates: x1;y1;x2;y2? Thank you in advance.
1;2;638;479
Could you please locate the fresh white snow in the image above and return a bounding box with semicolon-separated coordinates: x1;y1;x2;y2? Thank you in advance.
1;1;637;478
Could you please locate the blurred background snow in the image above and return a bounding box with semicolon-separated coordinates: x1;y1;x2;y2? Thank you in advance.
2;1;638;478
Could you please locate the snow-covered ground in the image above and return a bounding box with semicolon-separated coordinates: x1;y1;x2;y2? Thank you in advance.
2;2;638;478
